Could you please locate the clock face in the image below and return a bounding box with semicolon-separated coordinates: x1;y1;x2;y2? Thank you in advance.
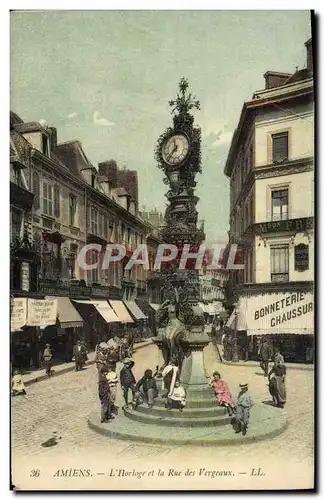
161;133;190;166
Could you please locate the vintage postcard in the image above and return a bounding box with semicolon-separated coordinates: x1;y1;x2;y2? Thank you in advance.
10;10;314;491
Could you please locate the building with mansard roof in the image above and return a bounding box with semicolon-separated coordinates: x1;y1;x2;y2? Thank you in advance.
223;38;314;363
10;114;162;367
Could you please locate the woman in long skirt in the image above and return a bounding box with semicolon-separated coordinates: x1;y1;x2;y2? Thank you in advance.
268;364;286;408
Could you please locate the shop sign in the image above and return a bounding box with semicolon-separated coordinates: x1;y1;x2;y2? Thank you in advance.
295;243;309;271
254;217;313;235
238;291;314;335
10;298;27;331
27;299;58;327
21;262;30;292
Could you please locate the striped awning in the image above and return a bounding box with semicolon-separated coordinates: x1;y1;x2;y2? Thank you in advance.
73;300;119;323
46;296;84;328
124;300;147;320
109;300;134;323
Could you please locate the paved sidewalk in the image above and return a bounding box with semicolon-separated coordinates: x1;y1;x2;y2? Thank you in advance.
215;342;314;371
21;339;153;386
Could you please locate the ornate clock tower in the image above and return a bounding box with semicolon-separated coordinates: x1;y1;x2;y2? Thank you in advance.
155;78;205;326
153;78;211;393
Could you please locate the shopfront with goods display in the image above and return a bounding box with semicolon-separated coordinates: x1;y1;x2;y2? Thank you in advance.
235;289;314;363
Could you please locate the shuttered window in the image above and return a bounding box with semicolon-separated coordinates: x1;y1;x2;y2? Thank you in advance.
32;171;40;209
91;206;98;235
54;184;60;218
98;212;104;236
272;132;288;163
69;194;77;226
103;215;108;239
43;181;53;216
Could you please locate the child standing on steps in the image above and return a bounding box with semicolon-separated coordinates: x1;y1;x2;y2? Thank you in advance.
233;383;253;436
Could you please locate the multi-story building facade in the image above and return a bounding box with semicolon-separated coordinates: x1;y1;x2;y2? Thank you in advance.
10;112;40;295
10;114;162;364
224;38;314;362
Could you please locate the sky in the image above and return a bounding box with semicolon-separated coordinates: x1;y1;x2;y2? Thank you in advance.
10;10;312;242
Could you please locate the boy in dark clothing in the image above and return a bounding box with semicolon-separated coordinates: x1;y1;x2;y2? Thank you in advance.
98;365;113;423
119;358;136;407
134;369;158;409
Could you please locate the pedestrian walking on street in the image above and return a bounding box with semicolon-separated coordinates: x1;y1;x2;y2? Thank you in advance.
11;369;26;396
106;364;119;415
73;340;86;372
259;340;273;376
119;358;136;407
268;362;286;408
98;365;113;423
43;344;53;377
208;371;235;416
233;383;253;436
134;369;158;409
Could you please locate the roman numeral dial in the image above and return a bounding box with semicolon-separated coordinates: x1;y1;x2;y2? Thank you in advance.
161;133;190;166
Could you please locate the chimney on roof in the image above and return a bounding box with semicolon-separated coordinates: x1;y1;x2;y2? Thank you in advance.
305;38;313;73
98;160;118;188
263;71;292;90
48;127;57;150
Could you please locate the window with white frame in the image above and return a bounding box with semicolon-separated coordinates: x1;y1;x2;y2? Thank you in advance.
270;245;289;282
271;189;288;221
43;181;53;216
272;132;288;163
91;206;98;235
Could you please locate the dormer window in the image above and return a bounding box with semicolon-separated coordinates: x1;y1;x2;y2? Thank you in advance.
91;173;96;188
42;134;49;156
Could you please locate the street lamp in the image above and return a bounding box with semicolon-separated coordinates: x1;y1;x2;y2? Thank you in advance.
231;302;239;362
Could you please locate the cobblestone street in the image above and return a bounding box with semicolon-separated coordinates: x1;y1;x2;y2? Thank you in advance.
11;343;314;468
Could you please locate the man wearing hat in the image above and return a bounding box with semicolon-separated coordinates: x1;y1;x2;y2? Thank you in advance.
43;344;53;377
119;358;136;407
234;383;253;436
73;340;87;372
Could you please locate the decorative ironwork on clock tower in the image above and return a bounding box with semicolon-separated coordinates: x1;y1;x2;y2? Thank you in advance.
155;78;205;328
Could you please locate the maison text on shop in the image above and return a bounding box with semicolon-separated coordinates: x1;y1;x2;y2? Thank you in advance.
76;243;244;271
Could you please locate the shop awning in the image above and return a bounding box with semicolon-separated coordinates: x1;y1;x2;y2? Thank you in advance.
225;309;236;329
124;300;147;320
109;300;134;323
247;328;313;336
46;296;84;328
149;303;161;312
237;291;314;335
73;300;119;323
